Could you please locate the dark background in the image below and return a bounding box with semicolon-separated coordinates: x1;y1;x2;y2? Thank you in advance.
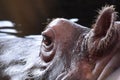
0;0;120;36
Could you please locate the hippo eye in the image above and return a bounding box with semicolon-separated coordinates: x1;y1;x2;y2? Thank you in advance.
42;35;52;46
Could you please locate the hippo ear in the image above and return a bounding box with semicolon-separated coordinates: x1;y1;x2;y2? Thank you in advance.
87;6;118;58
93;5;117;37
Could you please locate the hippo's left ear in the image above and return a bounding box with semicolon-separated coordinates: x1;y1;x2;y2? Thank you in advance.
93;5;117;37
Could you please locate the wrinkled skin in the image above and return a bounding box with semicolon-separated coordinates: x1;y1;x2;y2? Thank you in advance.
0;6;120;80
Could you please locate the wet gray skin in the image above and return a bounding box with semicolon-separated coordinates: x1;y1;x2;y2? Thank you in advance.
0;6;120;80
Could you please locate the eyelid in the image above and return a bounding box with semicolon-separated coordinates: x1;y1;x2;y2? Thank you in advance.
41;28;55;41
42;33;52;42
42;34;49;38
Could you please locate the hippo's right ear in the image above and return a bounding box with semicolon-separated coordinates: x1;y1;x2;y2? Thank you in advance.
93;5;117;38
87;6;118;57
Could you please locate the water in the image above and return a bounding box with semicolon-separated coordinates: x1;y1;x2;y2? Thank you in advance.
0;22;45;79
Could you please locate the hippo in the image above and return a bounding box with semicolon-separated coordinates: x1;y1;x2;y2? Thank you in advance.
0;5;120;80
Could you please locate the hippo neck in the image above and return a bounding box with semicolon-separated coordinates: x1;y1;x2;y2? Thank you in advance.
92;45;120;80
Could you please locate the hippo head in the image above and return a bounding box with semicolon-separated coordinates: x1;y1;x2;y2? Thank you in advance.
39;6;120;80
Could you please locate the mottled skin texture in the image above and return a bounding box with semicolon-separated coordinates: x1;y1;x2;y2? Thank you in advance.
0;6;120;80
